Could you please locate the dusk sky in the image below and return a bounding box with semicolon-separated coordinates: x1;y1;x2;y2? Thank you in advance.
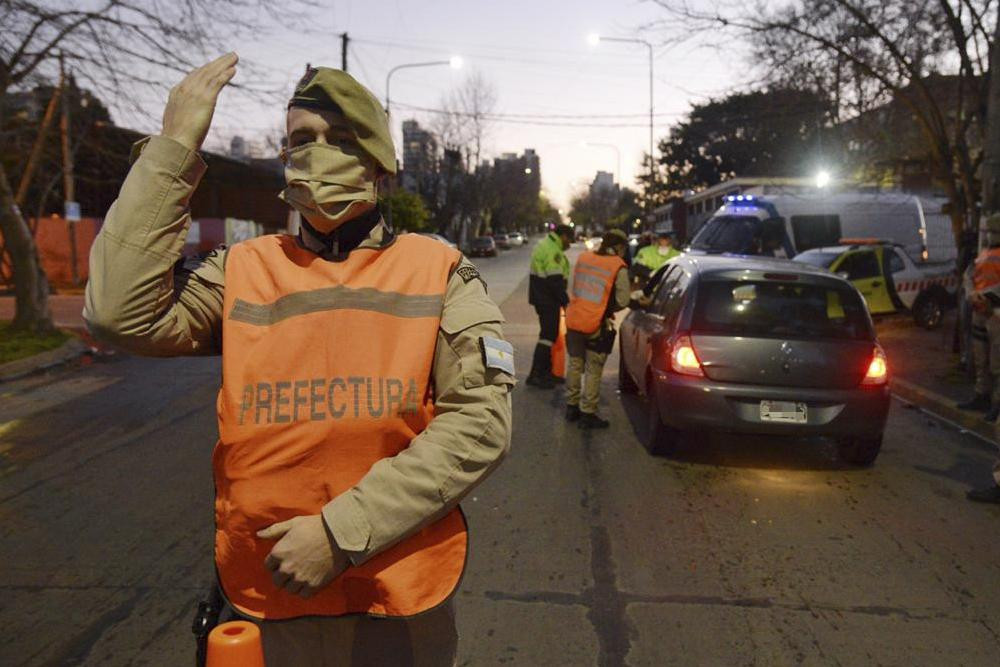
132;0;751;210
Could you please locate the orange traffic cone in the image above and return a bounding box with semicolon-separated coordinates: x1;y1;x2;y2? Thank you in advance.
207;621;265;667
551;309;567;379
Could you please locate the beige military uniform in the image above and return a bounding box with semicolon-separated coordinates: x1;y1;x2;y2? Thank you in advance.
963;259;1000;407
84;135;513;665
565;264;631;415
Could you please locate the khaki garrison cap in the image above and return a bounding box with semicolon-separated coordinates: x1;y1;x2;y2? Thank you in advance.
288;66;397;174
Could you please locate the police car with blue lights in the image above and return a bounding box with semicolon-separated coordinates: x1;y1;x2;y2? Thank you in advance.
685;195;957;328
687;192;954;263
687;195;795;257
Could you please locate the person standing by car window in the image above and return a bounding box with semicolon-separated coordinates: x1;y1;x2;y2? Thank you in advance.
527;225;573;388
564;230;631;428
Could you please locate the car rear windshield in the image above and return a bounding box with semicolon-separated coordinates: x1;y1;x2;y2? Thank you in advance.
473;237;492;245
692;279;872;341
689;216;761;253
794;251;840;269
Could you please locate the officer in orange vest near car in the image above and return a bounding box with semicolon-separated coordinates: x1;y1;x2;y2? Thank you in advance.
564;229;631;429
84;55;513;664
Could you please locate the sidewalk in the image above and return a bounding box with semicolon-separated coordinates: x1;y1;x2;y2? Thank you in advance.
879;312;999;444
0;294;104;381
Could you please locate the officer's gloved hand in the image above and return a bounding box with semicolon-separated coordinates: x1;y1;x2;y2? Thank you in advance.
258;514;350;598
628;290;650;310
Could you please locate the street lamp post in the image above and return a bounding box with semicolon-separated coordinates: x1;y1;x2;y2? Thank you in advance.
581;141;621;185
385;57;463;117
587;34;655;209
383;57;462;229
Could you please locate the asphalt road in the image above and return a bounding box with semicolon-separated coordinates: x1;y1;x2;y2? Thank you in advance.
2;240;999;666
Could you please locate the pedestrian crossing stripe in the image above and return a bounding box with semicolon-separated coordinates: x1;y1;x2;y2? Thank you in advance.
481;336;515;375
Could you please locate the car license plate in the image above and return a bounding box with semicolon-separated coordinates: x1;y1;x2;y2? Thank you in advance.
760;400;807;424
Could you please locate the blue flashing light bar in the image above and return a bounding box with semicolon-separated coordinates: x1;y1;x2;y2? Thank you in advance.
726;194;756;202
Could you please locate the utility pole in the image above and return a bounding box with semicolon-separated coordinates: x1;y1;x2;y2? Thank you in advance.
58;52;80;286
340;32;349;72
15;83;62;208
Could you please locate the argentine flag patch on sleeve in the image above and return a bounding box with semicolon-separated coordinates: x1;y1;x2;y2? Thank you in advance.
480;336;515;375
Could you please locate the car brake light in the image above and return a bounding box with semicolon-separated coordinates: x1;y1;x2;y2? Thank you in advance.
671;334;705;377
861;345;888;386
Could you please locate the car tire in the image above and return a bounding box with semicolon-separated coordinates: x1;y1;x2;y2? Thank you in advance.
618;352;638;394
837;434;883;466
645;383;679;456
912;292;944;329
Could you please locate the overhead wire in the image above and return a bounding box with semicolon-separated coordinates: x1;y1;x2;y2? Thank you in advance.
390;101;684;123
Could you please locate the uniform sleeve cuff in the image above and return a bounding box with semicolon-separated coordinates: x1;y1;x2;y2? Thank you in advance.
130;135;207;183
321;492;372;565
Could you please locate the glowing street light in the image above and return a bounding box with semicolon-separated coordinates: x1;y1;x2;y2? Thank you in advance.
815;170;831;188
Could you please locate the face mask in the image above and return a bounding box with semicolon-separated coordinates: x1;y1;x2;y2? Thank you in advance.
657;246;670;256
279;143;378;233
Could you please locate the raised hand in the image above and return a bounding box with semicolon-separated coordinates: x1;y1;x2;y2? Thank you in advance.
161;52;239;151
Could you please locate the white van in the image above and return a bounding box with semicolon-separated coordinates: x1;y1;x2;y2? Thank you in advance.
687;191;956;262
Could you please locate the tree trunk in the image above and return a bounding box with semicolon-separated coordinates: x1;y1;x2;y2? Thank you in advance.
981;15;1000;241
0;159;55;334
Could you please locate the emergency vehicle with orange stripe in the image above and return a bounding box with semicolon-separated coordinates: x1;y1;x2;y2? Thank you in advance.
793;239;957;329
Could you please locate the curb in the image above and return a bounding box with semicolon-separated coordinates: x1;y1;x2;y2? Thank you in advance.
891;377;998;446
0;337;90;383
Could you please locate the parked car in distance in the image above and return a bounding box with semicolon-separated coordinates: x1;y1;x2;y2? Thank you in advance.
508;231;526;246
493;233;511;249
416;232;457;249
793;239;956;329
469;236;498;257
619;254;890;466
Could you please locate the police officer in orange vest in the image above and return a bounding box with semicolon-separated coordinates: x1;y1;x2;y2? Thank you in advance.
962;214;1000;503
84;55;513;664
564;229;631;429
959;214;1000;422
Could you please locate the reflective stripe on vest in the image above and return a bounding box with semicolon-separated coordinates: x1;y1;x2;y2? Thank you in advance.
565;251;626;334
216;233;466;620
974;248;1000;292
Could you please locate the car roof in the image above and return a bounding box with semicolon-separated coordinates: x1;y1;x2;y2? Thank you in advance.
671;253;850;285
800;243;902;255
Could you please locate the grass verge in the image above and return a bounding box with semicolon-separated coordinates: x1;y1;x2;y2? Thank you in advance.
0;322;71;365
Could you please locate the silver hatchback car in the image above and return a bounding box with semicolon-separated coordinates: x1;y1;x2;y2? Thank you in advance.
619;255;890;465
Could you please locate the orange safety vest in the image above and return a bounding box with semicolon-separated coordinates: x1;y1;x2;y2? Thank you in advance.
974;247;1000;292
565;251;626;335
215;233;467;620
